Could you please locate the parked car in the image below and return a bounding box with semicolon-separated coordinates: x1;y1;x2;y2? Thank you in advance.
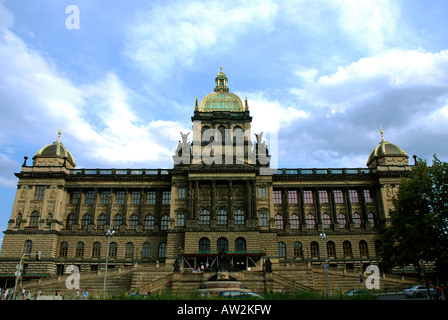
345;289;369;296
403;285;428;298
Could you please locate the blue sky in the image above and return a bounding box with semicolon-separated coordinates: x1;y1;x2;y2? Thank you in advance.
1;0;448;246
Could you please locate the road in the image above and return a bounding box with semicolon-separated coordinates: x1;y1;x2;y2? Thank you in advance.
379;293;431;300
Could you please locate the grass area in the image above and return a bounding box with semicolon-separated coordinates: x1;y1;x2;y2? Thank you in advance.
103;289;378;300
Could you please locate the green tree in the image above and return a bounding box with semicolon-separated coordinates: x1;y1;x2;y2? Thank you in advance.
381;155;448;280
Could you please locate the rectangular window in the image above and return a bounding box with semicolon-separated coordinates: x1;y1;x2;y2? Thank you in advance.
178;187;186;199
349;190;359;203
273;190;282;204
319;190;329;204
334;190;344;204
100;191;110;204
259;213;268;227
85;191;95;204
34;186;45;201
288;190;298;204
162;191;171;205
70;191;80;204
258;187;267;199
364;189;373;203
116;191;126;204
147;191;156;205
177;213;185;227
131;191;141;205
303;190;313;204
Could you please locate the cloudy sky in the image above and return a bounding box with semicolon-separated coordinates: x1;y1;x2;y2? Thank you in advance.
1;0;448;243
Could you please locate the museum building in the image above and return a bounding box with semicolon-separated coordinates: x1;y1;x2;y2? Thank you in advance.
0;69;412;284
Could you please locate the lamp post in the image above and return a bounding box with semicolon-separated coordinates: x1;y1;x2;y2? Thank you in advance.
102;194;115;299
102;228;115;299
319;211;331;296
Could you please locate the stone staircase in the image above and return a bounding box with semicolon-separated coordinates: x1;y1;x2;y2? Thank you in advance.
18;263;421;299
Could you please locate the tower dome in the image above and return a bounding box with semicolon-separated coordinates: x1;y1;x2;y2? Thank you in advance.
199;67;244;112
32;130;76;168
367;126;408;168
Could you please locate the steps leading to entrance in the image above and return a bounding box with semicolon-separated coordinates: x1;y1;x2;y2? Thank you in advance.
18;263;421;298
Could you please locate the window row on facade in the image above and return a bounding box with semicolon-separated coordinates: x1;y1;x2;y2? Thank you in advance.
271;212;377;230
278;239;383;260
23;240;166;260
21;210;376;231
269;188;374;205
68;190;172;205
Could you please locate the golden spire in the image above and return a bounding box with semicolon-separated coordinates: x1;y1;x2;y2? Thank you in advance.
220;65;223;73
380;124;385;141
57;128;62;142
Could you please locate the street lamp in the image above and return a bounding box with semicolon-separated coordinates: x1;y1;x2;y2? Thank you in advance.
319;210;331;296
102;194;115;299
102;228;115;299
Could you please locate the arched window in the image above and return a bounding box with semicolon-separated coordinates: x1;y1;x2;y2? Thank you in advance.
359;240;369;257
337;213;347;229
59;241;68;257
278;242;286;258
274;215;284;230
92;242;101;257
113;214;123;230
160;215;170;231
109;242;118;258
327;241;336;257
125;242;134;258
75;242;84;257
321;213;331;229
305;214;315;229
158;242;167;259
199;238;210;252
142;242;151;258
343;241;353;257
66;214;76;230
29;211;40;228
367;212;376;228
199;210;211;226
234;209;245;225
235;237;246;252
353;213;362;229
129;215;139;230
97;214;107;230
201;126;211;142
81;214;91;230
217;238;228;253
375;240;383;257
145;215;154;231
290;214;300;230
233;126;243;144
217;209;227;226
310;241;319;257
294;242;303;258
24;240;33;255
217;125;226;142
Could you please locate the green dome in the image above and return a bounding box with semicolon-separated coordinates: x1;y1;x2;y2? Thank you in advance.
33;131;76;166
367;131;408;167
200;92;244;112
199;67;244;112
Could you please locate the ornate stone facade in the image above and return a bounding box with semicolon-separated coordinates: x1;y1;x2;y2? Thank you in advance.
0;69;412;286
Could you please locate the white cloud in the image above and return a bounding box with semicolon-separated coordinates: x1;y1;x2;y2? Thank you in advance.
281;0;400;54
0;10;188;173
125;0;278;80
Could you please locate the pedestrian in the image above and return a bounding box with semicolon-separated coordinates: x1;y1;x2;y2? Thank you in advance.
82;289;89;300
25;289;31;300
